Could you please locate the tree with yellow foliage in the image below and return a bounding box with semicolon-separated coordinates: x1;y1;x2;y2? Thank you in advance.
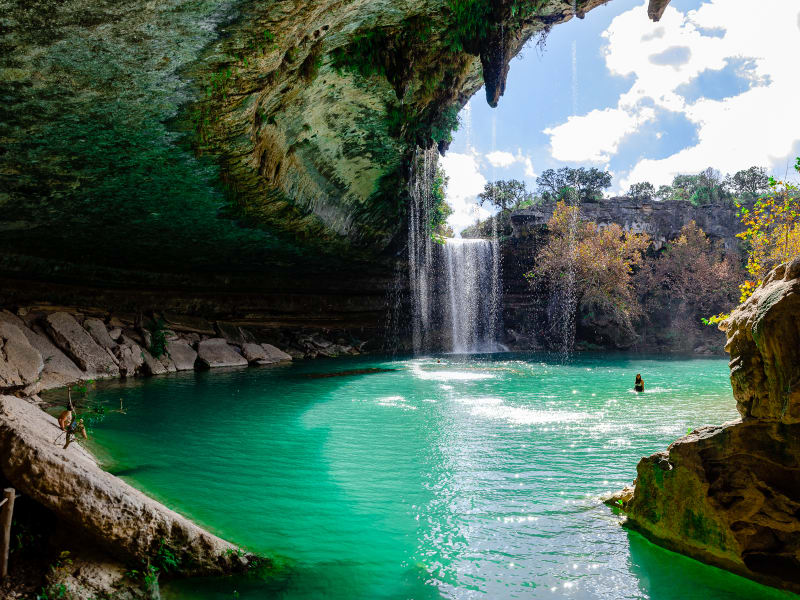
705;158;800;325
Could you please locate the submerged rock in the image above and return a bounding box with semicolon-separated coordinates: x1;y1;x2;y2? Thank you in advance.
622;259;800;593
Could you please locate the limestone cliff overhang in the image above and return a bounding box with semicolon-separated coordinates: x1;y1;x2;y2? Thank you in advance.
0;0;669;288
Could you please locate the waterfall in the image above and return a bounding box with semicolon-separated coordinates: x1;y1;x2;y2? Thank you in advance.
443;238;503;353
404;147;504;355
554;200;580;359
407;146;438;354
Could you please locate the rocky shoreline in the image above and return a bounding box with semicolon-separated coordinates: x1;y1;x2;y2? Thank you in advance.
0;394;260;599
0;306;368;598
0;306;370;397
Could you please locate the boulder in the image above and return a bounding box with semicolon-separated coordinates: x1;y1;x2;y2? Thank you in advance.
114;340;144;377
241;342;273;365
107;327;122;341
166;339;198;371
0;322;44;389
158;351;178;373
261;344;292;362
623;259;800;594
0;395;247;574
0;311;84;391
44;312;119;378
722;258;800;424
139;348;168;376
261;343;292;362
196;338;248;368
83;317;118;351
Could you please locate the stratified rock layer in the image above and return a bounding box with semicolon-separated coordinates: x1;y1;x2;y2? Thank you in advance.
623;259;800;593
0;395;244;574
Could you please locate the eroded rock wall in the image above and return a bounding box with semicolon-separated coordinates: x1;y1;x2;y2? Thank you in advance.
1;0;611;288
620;258;800;593
500;198;743;353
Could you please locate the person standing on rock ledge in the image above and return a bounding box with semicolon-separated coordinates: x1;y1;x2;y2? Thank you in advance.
634;374;645;393
57;387;88;449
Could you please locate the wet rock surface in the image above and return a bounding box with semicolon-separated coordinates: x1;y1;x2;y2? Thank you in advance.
622;259;800;593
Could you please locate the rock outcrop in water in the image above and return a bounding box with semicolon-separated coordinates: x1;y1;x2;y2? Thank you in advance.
0;394;250;596
618;258;800;593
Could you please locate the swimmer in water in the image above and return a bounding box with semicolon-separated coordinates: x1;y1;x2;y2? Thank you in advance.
634;373;645;393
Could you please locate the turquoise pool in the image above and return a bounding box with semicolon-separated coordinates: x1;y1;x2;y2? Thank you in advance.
82;354;792;599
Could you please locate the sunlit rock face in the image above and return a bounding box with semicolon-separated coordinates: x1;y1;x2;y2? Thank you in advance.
624;259;800;593
1;0;611;293
511;198;742;251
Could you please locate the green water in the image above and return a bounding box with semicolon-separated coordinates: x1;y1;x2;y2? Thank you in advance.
83;354;793;599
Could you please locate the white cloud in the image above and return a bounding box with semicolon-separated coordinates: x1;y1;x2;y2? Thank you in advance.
486;150;517;168
543;0;800;190
485;149;537;177
544;106;655;163
522;154;536;177
439;151;491;235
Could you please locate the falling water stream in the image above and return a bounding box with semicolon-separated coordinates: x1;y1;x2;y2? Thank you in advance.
443;239;502;353
404;146;503;354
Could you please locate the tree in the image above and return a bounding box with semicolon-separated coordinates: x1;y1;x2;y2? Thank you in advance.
655;184;673;202
478;179;532;212
536;167;612;202
628;182;656;201
639;222;742;323
736;159;800;296
527;201;650;339
727;166;770;199
705;157;800;324
430;166;453;237
669;168;730;205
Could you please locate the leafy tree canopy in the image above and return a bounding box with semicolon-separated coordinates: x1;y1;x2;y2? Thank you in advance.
478;179;533;212
726;166;770;199
628;181;655;201
536;167;611;203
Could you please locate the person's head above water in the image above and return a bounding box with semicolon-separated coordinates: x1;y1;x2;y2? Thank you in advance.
635;374;642;382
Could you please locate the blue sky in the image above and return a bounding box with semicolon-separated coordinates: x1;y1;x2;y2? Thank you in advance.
442;0;800;234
